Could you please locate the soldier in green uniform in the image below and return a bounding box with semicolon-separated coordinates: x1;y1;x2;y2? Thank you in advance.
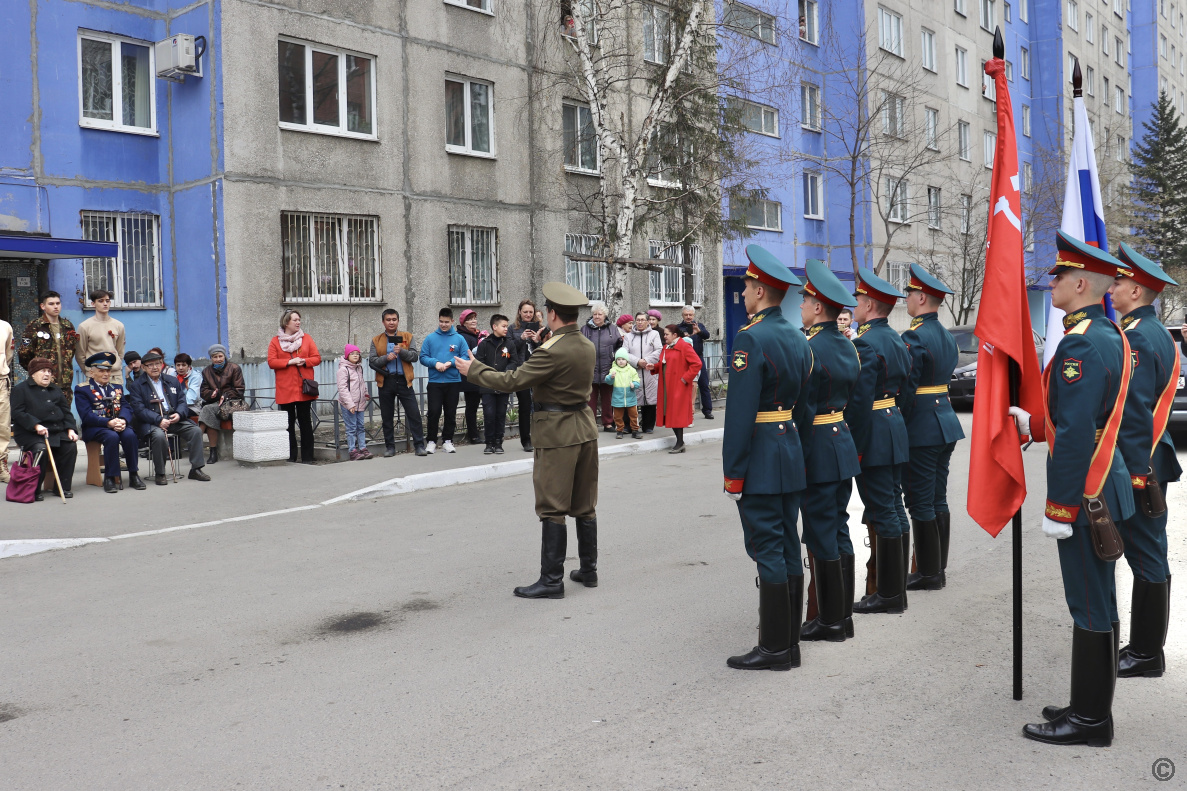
900;264;966;592
722;245;815;671
797;261;862;643
454;282;598;600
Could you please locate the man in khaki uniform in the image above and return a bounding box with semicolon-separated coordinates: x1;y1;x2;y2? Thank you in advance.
455;282;598;599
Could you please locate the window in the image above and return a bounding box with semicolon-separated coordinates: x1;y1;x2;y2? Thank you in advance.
643;3;672;63
882;92;906;136
648;240;704;306
801;83;822;130
731;98;779;136
955;0;967;16
78;32;156;134
885;177;908;223
1114;135;1126;161
1103;75;1110;104
281;212;380;303
1085;12;1095;41
445;76;494;156
1085;65;1095;94
1023;161;1033;192
446;0;491;12
1022;104;1031;136
1067;0;1079;30
960;194;972;234
927;187;942;228
732;195;783;230
958;121;971;160
1005;60;1014;80
1005;1;1012;20
647;126;683;187
925;107;939;149
981;0;996;29
725;3;776;45
277;39;375;138
1102;26;1109;54
1115;37;1124;65
448;226;498;305
878;7;904;56
803;172;824;218
80;211;162;307
565;233;607;301
799;0;819;44
1113;0;1121;16
885;261;910;292
984;130;997;168
561;0;597;41
1019;0;1027;22
1020;47;1030;78
983;61;996;99
956;47;969;86
1115;85;1125;113
921;29;937;71
563;102;598;172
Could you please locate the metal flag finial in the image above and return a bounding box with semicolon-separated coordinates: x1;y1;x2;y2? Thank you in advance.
1072;57;1083;98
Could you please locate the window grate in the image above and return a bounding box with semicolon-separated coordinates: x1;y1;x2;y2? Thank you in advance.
80;211;162;307
648;240;704;306
565;233;607;301
449;226;499;305
281;212;381;303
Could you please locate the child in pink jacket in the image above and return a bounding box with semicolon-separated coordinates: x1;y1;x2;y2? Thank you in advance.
336;344;372;459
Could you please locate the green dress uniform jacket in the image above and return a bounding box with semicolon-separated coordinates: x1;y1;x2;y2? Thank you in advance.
802;321;861;484
844;317;910;467
1117;305;1182;487
898;312;965;446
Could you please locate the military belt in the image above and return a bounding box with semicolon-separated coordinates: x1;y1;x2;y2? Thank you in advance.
755;409;792;424
917;385;949;395
812;411;846;425
872;397;897;410
533;402;586;412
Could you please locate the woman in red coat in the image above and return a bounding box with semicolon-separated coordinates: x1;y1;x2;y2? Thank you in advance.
649;324;702;453
267;309;322;463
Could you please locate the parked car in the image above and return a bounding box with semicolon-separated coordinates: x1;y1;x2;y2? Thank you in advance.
1168;326;1187;438
947;325;1045;407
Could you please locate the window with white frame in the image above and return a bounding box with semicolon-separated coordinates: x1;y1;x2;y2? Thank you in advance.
1086;65;1095;94
648;240;704;306
1115;136;1126;161
563;102;598;172
1115;85;1125;113
280;212;380;303
1019;0;1027;21
1067;53;1077;82
646;126;683;187
78;31;156;134
1005;60;1014;80
730;98;779;136
982;61;996;99
445;76;494;156
1023;161;1033;192
885;261;910;293
1113;0;1121;16
725;2;777;45
955;0;967;16
983;131;997;168
277;39;375;138
643;3;672;63
732;194;783;230
1103;76;1110;105
981;0;996;29
799;0;819;44
1102;26;1110;54
955;46;969;86
561;0;597;42
801;83;822;130
1115;36;1124;65
1022;104;1031;136
803;172;824;218
80;211;162;307
925;107;939;149
1067;0;1079;30
927;187;942;228
885;177;908;222
921;29;937;71
878;7;904;56
882;91;906;137
564;233;607;301
960;194;972;234
1020;47;1030;78
958;121;971;160
1005;1;1012;20
1085;12;1095;41
446;0;491;12
448;226;499;305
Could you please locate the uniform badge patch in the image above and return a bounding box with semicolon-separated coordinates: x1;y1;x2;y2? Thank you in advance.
1131;349;1139;369
1061;357;1082;383
732;350;749;371
857;323;871;337
909;317;924;330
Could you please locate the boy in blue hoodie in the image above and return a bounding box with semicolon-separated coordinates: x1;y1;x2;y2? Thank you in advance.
419;307;470;453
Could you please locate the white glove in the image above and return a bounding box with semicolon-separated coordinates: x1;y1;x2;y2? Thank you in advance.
1042;516;1073;540
1008;406;1032;438
724;489;742;501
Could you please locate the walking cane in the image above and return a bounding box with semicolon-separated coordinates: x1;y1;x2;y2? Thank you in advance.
43;442;68;504
156;398;181;482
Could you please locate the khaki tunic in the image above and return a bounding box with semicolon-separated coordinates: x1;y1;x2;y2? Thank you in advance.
466;323;599;520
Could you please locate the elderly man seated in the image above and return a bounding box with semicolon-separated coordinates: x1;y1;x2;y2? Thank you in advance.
75;351;145;493
127;349;210;485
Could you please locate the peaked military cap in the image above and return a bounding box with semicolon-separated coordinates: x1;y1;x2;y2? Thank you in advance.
744;244;801;291
85;351;118;369
1117;242;1178;293
801;259;857;308
1050;230;1127;277
853;267;904;305
906;263;954;298
541;281;589;310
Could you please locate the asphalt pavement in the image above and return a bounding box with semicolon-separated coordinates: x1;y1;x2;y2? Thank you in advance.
1;413;1184;789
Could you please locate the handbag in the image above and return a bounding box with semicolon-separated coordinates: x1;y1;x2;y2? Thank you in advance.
217;397;249;421
5;452;41;504
290;350;320;399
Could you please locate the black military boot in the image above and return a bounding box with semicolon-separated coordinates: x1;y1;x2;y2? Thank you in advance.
728;579;796;670
1025;626;1115;747
1118;579;1169;678
853;536;905;614
906;518;944;591
569;517;598;587
841;553;856;638
1044;620;1118;722
801;558;847;642
936;511;951;588
513;521;566;599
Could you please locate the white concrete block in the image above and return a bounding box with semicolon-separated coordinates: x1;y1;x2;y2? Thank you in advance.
233;410;289;432
233;410;290;463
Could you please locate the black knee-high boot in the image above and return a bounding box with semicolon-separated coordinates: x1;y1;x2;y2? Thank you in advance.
728;579;796;670
513;521;566;599
1025;626;1115;747
569;518;598;587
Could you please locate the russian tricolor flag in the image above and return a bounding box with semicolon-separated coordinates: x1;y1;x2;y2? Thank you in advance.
1042;87;1113;367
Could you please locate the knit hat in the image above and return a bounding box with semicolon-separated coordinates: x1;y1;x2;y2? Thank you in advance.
208;343;228;358
647;309;662;319
615;314;633;328
124;350;141;364
343;344;362;357
27;357;54;376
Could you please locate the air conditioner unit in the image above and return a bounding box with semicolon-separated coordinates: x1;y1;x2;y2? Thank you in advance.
156;34;206;82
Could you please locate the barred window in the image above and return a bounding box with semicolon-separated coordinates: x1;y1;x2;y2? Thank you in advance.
565;233;607;301
448;225;498;305
80;211;162;307
885;261;910;293
648;240;704;306
281;212;380;303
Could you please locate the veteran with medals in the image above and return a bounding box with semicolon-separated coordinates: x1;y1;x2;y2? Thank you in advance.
74;351;144;493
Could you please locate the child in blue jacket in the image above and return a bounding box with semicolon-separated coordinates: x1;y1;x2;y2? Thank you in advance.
604;348;642;438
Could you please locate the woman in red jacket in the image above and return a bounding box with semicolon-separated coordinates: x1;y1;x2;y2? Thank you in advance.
650;324;702;453
267;310;322;463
